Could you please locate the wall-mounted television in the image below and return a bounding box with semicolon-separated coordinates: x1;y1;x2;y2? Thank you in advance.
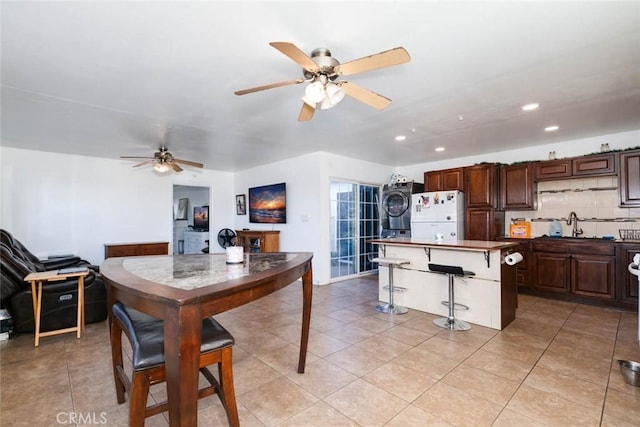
249;182;286;224
193;206;209;231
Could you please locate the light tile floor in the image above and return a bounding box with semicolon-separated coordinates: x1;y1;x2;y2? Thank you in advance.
1;275;639;426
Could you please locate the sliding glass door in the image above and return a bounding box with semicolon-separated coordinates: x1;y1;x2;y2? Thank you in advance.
330;180;381;281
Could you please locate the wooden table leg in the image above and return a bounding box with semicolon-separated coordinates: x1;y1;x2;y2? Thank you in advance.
34;281;43;347
298;265;313;373
164;305;202;427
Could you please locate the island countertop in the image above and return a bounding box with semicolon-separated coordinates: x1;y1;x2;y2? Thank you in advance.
369;237;518;251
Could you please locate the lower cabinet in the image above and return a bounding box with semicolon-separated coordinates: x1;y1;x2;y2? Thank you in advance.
104;242;169;258
465;209;505;241
534;252;570;293
571;254;616;300
531;238;618;304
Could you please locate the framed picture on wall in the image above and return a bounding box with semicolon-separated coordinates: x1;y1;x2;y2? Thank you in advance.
176;198;188;220
236;194;246;215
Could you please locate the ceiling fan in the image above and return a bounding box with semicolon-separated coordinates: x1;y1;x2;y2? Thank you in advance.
234;42;410;121
120;147;203;173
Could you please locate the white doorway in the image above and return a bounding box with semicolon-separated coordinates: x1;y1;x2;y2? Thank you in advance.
172;185;210;254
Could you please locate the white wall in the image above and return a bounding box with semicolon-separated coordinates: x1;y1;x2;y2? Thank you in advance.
0;147;233;264
234;151;393;285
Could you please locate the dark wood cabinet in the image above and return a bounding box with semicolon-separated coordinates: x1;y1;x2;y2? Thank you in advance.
500;163;537;210
464;163;499;208
534;252;571;293
534;159;571;181
535;153;617;181
618;150;640;207
571;254;616;300
424;168;464;192
617;243;640;306
465;208;505;241
572;153;616;177
104;242;169;258
531;238;617;302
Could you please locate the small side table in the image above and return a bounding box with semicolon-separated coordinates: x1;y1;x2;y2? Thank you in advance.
23;269;88;346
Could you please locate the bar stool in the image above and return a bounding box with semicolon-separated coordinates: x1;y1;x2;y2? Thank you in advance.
372;257;410;314
428;263;475;331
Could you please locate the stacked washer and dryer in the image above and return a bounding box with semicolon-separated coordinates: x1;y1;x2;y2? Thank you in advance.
380;180;423;238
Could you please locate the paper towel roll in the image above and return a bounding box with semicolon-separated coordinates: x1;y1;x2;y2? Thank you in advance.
505;252;523;266
226;246;244;264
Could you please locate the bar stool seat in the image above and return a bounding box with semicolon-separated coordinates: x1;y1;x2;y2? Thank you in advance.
110;302;239;426
372;257;410;314
428;263;475;331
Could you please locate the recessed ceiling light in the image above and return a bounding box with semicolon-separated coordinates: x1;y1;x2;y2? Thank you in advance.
395;135;406;142
435;147;445;152
522;103;540;111
545;125;559;132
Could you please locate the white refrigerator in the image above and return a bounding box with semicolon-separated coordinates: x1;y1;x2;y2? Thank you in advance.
410;191;464;241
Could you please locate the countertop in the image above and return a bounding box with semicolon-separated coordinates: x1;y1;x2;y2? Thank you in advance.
369;238;518;251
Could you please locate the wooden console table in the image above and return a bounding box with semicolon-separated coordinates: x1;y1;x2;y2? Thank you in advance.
235;230;279;252
104;242;169;258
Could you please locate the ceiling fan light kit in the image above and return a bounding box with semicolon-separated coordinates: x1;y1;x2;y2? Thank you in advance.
121;146;203;174
235;42;410;121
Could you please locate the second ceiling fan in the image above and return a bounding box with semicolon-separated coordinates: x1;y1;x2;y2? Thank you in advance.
234;42;410;121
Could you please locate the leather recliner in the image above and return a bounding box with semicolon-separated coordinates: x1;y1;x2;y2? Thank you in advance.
0;230;107;334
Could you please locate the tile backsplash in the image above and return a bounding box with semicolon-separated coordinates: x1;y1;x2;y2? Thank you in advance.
504;176;640;238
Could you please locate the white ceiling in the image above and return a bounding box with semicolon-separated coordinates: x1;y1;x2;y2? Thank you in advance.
2;1;639;172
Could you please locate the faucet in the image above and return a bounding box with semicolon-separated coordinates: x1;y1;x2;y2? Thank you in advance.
567;212;584;237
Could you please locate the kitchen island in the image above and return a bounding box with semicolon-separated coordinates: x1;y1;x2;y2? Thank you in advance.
369;238;519;330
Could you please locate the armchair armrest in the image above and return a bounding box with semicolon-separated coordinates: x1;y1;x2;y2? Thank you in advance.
40;256;83;270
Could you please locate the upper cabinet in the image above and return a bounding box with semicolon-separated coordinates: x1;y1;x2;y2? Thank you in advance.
619;149;640;207
535;153;616;181
464;163;499;208
500;163;537;210
424;167;464;192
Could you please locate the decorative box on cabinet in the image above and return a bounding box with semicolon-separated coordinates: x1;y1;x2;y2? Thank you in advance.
235;230;280;253
104;242;169;258
500;163;537;210
183;230;209;254
618;150;640;207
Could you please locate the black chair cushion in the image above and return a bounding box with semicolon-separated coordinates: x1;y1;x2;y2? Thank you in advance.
428;263;475;277
112;302;234;371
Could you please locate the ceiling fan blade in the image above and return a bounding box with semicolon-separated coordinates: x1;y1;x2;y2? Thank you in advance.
298;102;315;122
173;158;204;168
169;162;183;173
132;160;154;168
341;81;392;110
120;156;154;159
269;42;320;72
234;79;304;96
334;47;410;76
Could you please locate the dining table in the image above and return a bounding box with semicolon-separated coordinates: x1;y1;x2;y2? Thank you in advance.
101;251;313;427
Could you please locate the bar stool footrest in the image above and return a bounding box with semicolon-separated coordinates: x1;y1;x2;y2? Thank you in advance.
440;301;470;310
